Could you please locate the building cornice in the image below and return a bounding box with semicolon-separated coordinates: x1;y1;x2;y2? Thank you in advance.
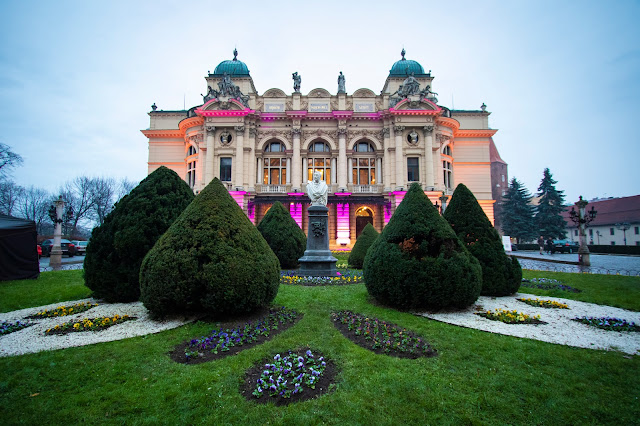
454;129;498;138
436;117;461;132
178;116;204;132
141;130;183;138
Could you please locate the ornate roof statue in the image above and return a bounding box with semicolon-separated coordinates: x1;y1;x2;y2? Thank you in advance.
337;71;346;94
292;72;301;93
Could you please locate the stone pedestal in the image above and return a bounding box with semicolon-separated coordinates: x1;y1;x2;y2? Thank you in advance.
299;205;338;276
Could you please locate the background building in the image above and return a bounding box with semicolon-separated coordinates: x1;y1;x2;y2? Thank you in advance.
563;195;640;246
143;50;508;248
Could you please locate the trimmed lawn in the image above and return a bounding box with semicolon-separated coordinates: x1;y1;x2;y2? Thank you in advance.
0;270;90;313
0;271;638;424
521;270;640;311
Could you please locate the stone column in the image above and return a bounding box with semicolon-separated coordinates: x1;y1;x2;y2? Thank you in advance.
376;157;382;185
292;128;301;191
394;125;405;190
286;157;291;186
348;158;353;184
205;126;215;184
234;126;245;189
338;128;347;190
383;127;391;190
423;125;434;188
256;156;262;188
248;127;257;192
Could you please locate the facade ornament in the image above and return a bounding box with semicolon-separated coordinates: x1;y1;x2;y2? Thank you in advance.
285;100;293;110
202;85;219;103
337;72;346;94
292;72;301;93
219;101;230;110
393;125;405;132
292;128;302;135
345;99;353;110
151;103;157;111
249;127;258;137
311;221;326;237
407;130;419;146
419;85;438;104
337;128;347;136
423;125;434;136
220;130;232;145
235;125;245;135
300;100;308;110
382;127;390;138
375;101;383;111
330;100;339;111
292;119;301;127
209;72;250;107
254;99;264;112
206;126;216;134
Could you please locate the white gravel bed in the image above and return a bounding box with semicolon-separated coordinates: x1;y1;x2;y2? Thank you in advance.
416;293;640;355
0;298;194;357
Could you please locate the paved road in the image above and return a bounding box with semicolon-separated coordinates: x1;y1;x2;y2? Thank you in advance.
512;251;640;275
39;255;85;271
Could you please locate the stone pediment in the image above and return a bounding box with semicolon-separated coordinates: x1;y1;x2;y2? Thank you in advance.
352;88;376;98
307;88;332;97
263;88;287;98
201;98;246;111
394;97;438;111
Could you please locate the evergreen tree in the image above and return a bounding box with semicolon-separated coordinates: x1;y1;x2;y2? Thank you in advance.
257;201;306;269
348;223;379;269
444;183;521;296
363;183;482;310
535;168;567;239
499;177;536;243
84;167;194;302
139;178;280;318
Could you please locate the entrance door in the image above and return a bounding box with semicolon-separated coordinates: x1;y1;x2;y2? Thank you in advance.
355;207;374;238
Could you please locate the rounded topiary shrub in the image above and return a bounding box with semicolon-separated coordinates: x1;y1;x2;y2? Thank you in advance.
363;183;482;310
348;223;379;269
139;178;280;318
84;166;194;302
444;183;522;296
257;201;306;269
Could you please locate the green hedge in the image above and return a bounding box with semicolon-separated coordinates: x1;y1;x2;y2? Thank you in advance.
348;223;379;269
257;201;306;269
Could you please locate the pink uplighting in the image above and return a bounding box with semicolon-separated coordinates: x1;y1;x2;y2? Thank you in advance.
384;203;392;225
336;203;351;245
334;192;352;196
287;192;305;196
228;191;247;210
289;201;303;228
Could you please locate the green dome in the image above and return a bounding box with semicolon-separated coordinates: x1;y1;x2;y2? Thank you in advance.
389;49;427;77
212;49;250;76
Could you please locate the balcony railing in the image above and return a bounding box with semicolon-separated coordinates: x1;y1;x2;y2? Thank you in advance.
349;184;382;194
258;184;289;193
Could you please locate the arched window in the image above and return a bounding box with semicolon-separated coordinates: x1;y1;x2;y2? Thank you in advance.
352;140;376;185
186;145;197;188
443;161;453;189
188;145;197;156
443;145;452;156
263;140;287;185
307;140;331;182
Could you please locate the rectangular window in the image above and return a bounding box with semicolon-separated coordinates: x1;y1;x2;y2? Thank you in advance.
589;229;593;236
407;158;419;182
636;241;640;246
610;228;615;236
611;241;616;245
220;158;232;182
635;226;639;235
574;230;578;236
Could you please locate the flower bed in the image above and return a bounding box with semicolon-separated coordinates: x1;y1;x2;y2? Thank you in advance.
520;278;582;293
331;311;437;358
517;298;569;309
476;309;546;324
171;307;301;364
1;320;34;336
280;270;363;286
572;317;640;332
45;315;135;335
242;348;336;406
26;301;98;319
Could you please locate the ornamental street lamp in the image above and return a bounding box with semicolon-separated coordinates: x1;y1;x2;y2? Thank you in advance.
616;222;630;246
437;191;448;215
569;196;597;266
47;196;73;270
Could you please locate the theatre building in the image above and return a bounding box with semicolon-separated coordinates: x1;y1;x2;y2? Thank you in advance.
143;49;508;248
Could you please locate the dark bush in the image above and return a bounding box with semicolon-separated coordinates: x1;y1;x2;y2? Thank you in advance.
363;183;482;310
139;178;280;318
84;167;194;302
444;183;522;296
257;201;306;269
348;223;379;269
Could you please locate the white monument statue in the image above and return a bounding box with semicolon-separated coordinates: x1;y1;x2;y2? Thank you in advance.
307;171;328;206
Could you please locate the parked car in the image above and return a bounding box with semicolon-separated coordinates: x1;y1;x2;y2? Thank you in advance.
37;244;42;258
72;240;88;255
511;243;518;251
553;239;579;254
40;239;75;257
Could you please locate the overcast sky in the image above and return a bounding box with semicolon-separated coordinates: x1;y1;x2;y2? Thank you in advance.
1;0;638;204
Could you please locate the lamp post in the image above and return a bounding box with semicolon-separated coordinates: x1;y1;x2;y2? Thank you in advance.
596;230;601;245
569;196;597;266
616;222;630;245
47;196;73;270
439;191;448;215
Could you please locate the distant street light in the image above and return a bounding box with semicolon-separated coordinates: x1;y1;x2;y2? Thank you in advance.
569;196;597;266
616;222;630;246
596;230;602;245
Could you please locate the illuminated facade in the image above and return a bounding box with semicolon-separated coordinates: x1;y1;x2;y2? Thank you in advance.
143;50;506;248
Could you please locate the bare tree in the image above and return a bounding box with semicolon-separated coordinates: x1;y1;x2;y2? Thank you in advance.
118;178;137;200
0;143;23;178
60;176;96;238
17;186;51;234
0;180;24;215
91;176;117;226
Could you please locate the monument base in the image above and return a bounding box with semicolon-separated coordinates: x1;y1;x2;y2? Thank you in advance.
299;205;338;277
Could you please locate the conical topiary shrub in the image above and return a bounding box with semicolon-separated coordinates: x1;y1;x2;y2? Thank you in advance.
257;201;306;269
363;183;482;310
139;178;280;318
444;183;522;296
84;166;194;302
348;223;379;269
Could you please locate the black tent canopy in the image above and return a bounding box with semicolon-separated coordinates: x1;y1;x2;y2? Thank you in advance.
0;214;39;281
